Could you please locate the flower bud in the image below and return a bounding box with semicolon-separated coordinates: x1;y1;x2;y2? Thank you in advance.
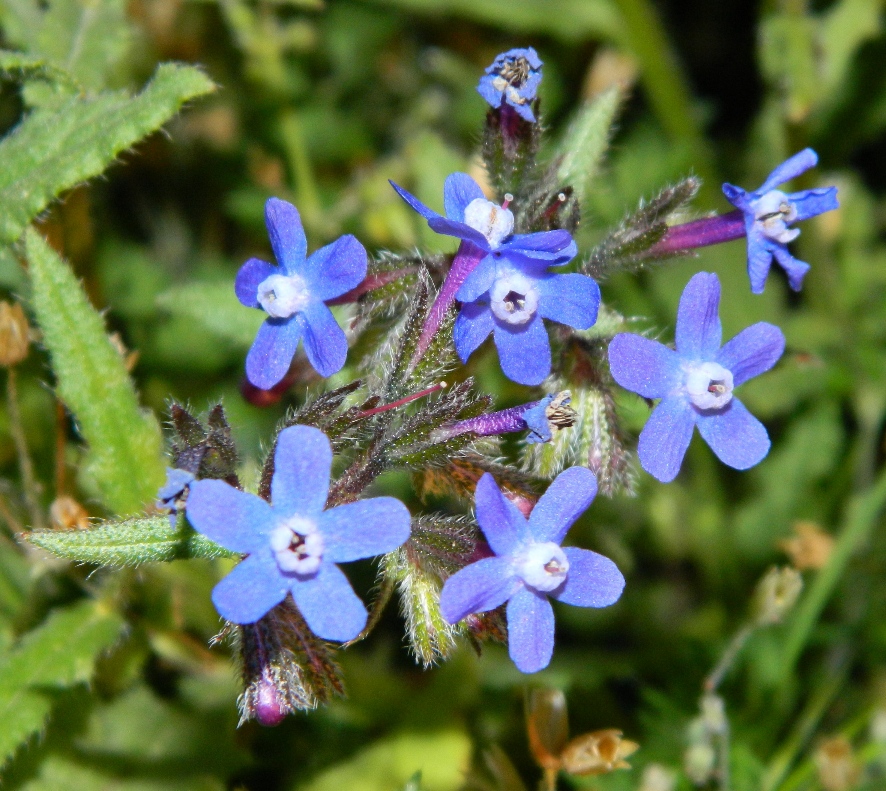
526;688;568;771
0;301;30;367
752;566;803;625
560;729;638;776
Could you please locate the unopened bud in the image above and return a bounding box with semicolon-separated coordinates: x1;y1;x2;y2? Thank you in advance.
0;301;30;367
638;764;676;791
526;688;568;771
752;566;803;625
561;729;638;776
254;671;287;727
699;693;727;735
683;741;716;786
50;496;90;530
780;521;834;570
814;736;859;791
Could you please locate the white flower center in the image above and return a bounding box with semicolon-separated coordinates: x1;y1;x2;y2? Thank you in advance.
685;361;734;410
257;273;311;319
269;515;323;574
516;542;569;592
489;269;539;326
752;190;800;245
463;198;514;249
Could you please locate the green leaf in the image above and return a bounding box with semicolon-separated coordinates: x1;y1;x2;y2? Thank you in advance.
156;280;264;348
25;230;166;515
26;516;236;566
0;62;216;244
556;86;625;208
0;599;125;765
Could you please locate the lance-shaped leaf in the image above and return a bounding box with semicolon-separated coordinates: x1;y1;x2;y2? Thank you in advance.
0;62;216;243
25;516;235;566
0;599;125;766
26;230;166;514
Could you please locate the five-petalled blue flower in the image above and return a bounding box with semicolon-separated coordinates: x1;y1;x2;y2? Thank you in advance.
439;467;624;673
723;148;838;294
186;425;411;640
477;47;543;122
608;272;785;483
236;198;367;389
391;173;598;385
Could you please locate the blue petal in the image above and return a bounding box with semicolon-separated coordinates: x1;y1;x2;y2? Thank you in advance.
722;183;751;211
608;333;682;399
696;398;770;470
758;148;818;193
522;395;554;443
528;466;597;544
717;322;785;386
551;547;625;608
512;102;536;123
506;586;555;673
301;301;348;377
302;235;367;301
537;273;600;330
772;246;811;291
456;256;497;302
475;472;532;556
245;316;303;390
443;173;485;222
746;231;775;294
270;425;331;516
675;272;722;359
187;479;273;553
265;198;307;274
493;314;551;386
389;180;440;221
235;258;276;308
454;302;494;363
428;216;491;249
439;557;520;623
477;75;503;108
157;468;195;503
319;497;411;562
504;230;574;254
637;395;697;483
790;187;839;222
211;552;288;624
289;562;367;642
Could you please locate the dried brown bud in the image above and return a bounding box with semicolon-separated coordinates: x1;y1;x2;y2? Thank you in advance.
526;688;568;772
814;736;860;791
0;301;30;367
560;729;638;777
50;496;90;530
752;566;803;625
780;521;834;570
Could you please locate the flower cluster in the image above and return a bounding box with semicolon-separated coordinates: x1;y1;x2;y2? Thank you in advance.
186;425;410;640
440;467;624;673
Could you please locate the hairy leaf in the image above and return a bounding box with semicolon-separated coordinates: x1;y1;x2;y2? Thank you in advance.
0;63;216;243
0;599;125;765
26;516;236;566
26;230;166;514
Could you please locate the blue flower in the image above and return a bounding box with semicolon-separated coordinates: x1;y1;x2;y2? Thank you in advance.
522;392;573;443
390;173;598;385
236;198;367;389
722;149;839;294
156;467;195;526
185;425;411;640
477;47;543;122
608;272;785;483
439;467;624;673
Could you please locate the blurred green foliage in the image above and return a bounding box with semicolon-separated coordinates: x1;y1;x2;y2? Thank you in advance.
0;0;885;789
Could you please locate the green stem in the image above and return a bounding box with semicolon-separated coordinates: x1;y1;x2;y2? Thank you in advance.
613;0;719;206
705;623;756;693
778;467;886;682
279;110;321;231
6;367;44;530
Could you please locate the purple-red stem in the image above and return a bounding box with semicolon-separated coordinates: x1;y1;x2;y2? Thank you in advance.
645;210;746;257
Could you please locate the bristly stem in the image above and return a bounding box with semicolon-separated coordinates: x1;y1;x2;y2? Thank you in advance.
409;241;486;368
6;367;44;530
645;210;746;257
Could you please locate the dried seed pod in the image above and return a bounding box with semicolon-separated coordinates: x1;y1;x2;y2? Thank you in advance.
779;521;834;570
814;736;860;791
49;496;90;530
0;301;30;367
560;728;638;776
526;688;568;772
